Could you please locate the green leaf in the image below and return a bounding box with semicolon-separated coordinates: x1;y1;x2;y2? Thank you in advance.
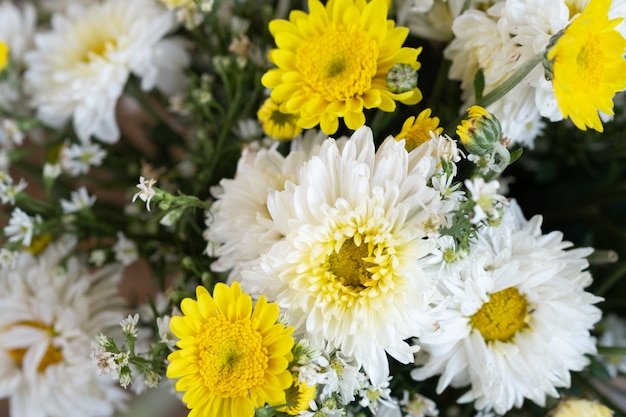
509;148;524;165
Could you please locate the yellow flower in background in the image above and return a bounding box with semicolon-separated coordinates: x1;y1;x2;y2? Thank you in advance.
257;97;303;140
395;108;442;151
552;398;614;417
261;0;423;135
546;0;626;132
166;282;295;417
278;376;317;415
0;41;9;72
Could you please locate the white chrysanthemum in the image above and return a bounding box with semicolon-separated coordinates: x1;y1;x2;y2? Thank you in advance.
492;0;571;122
0;1;36;112
443;4;550;145
204;129;327;278
444;7;517;106
411;200;603;415
241;126;447;386
0;236;127;417
24;0;190;143
402;0;492;42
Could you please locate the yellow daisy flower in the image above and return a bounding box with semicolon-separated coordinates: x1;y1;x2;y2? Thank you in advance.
395;108;443;151
257;97;303;140
546;0;626;132
278;376;317;415
0;41;9;72
166;282;295;417
261;0;423;134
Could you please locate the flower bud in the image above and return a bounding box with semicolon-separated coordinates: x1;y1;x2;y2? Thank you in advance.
551;398;614;417
386;63;418;94
456;106;502;156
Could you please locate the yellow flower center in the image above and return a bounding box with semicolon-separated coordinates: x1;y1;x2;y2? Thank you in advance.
198;316;268;398
0;41;9;72
576;36;602;88
296;25;378;101
469;287;529;342
327;238;375;289
82;39;117;63
6;321;63;372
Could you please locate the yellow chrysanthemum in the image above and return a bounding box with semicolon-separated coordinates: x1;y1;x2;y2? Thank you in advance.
278;376;317;415
395;108;442;151
546;0;626;132
552;398;614;417
0;41;9;72
257;97;303;140
166;282;295;417
261;0;423;134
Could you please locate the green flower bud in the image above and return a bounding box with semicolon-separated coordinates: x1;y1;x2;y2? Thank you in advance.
386;63;418;94
456;106;502;156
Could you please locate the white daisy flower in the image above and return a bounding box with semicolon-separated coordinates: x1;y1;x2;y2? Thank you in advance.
24;0;190;143
241;126;448;386
3;207;41;247
464;178;507;224
318;352;367;405
400;391;439;417
60;140;107;176
112;231;138;266
411;200;603;415
132;176;157;211
0;236;127;417
0;118;25;150
0;176;27;206
204;129;327;279
60;186;97;213
0;247;17;269
0;1;36;112
156;316;177;349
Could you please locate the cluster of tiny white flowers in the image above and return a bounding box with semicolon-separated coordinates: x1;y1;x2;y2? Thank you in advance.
120;314;140;339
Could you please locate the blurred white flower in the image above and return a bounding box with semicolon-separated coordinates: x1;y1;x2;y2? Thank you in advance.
112;232;138;266
4;207;41;247
24;0;190;143
60;186;97;213
0;236;127;417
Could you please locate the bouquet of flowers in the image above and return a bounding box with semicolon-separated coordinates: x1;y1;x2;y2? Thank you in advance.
0;0;625;416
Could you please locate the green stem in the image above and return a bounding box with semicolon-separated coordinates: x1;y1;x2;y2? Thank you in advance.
445;52;544;133
475;52;544;109
595;261;626;297
597;346;626;356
